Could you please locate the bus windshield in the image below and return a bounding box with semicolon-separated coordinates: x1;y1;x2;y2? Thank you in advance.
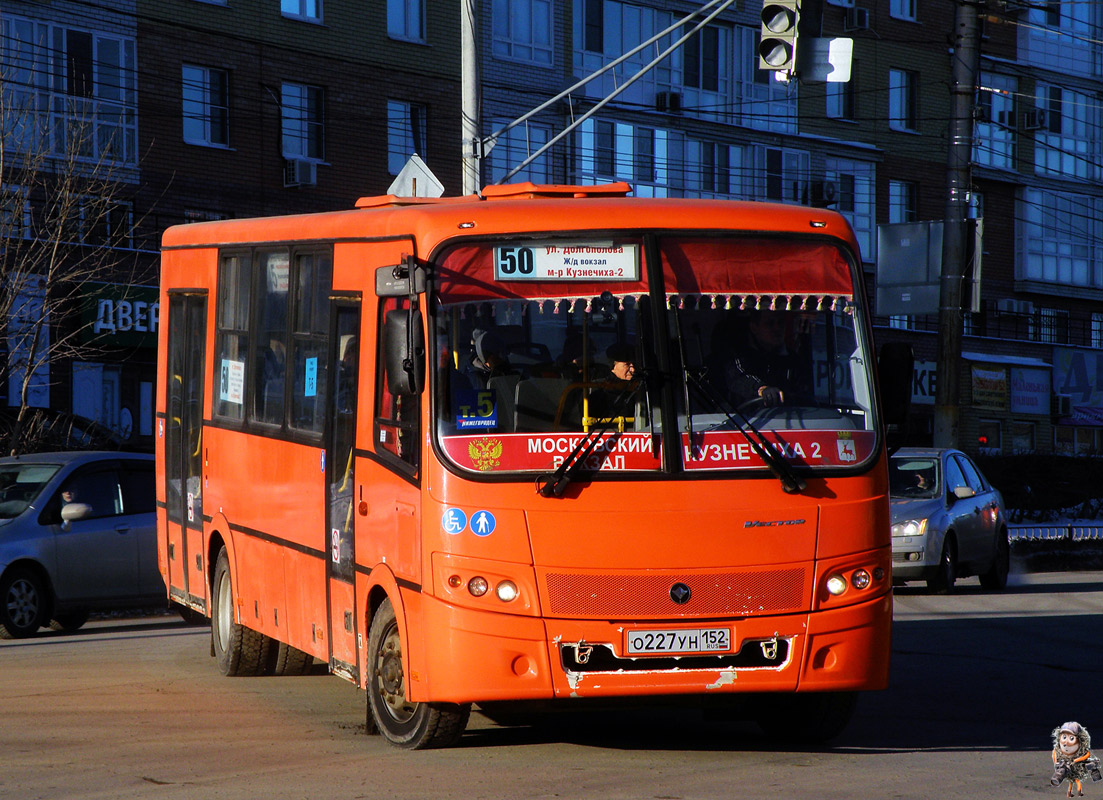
432;233;877;478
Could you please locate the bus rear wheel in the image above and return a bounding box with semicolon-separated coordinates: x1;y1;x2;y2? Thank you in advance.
211;548;268;676
366;598;469;749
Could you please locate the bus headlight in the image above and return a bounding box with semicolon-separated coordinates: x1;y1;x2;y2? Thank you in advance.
826;573;848;596
495;581;519;602
468;576;489;597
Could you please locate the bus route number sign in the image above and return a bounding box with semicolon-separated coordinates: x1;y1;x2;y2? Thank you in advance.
494;243;639;282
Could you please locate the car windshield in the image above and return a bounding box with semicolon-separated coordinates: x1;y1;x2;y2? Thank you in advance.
431;234;879;479
889;457;940;499
0;463;61;519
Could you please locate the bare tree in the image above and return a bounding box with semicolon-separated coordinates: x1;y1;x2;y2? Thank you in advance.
2;69;148;455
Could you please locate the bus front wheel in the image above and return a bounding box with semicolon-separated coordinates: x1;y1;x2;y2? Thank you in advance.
366;598;470;749
211;548;269;676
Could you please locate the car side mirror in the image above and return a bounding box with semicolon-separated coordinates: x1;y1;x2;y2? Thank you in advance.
952;486;976;501
60;502;92;523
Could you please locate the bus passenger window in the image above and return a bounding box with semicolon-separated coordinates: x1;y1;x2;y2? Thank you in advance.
253;250;290;426
289;251;332;434
214;253;251;421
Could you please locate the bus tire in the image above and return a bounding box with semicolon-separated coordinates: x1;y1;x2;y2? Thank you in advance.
211;548;268;676
756;691;857;744
0;567;49;639
366;598;470;749
268;641;315;676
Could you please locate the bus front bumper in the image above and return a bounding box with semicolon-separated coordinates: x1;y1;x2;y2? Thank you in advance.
409;590;891;704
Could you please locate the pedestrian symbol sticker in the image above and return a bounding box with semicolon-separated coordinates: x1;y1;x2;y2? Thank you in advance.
471;510;496;537
442;507;467;535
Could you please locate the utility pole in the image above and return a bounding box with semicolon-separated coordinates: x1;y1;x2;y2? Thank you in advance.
933;0;981;449
461;0;479;195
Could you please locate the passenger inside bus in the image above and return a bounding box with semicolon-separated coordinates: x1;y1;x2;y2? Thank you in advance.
715;310;812;409
585;341;638;423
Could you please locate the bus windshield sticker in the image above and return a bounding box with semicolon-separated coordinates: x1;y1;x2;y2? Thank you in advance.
220;358;244;404
455;388;498;430
494;243;640;282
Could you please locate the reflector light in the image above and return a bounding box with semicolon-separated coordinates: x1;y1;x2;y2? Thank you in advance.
468;576;489;597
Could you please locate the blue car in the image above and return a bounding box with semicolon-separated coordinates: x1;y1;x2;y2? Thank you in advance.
0;451;161;637
889;447;1009;593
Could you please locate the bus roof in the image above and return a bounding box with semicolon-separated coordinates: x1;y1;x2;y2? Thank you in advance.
161;183;860;256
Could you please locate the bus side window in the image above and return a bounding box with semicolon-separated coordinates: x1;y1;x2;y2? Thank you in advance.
376;297;419;470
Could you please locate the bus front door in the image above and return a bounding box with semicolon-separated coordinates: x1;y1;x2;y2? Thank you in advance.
325;301;360;680
164;292;207;612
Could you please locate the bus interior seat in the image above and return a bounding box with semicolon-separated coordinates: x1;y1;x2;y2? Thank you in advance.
487;374;520;433
515;377;571;432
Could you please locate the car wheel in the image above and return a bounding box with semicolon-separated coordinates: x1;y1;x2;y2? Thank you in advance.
48;609;90;632
0;567;50;639
927;537;957;594
366;598;470;749
210;548;269;676
979;528;1010;591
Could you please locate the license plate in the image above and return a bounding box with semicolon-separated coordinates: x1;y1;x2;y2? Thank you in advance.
625;627;731;655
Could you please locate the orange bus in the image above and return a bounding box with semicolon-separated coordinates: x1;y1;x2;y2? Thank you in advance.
157;182;898;749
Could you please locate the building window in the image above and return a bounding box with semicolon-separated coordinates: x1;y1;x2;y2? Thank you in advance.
973;73;1016;170
1035;83;1098;181
488;119;551;184
977;419;1001;454
387;100;427;175
682;25;720;92
281;0;321;22
824;157;875;258
825;68;856;120
890;0;916;21
1020;188;1103;289
889;180;918;223
492;0;553;65
1010;421;1035;453
888;69;918;131
1092;312;1103;349
182;65;229;147
1038;307;1069;344
1;184;31;240
388;0;425;42
755;146;809;204
594;120;616;177
581;0;603;52
2;17;138;165
281;83;324;161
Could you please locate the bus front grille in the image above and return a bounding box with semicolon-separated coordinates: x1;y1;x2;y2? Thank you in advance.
543;568;807;618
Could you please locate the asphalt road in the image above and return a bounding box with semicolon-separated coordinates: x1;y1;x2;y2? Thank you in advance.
2;570;1100;800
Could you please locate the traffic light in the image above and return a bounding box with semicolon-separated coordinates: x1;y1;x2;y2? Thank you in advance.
759;1;799;72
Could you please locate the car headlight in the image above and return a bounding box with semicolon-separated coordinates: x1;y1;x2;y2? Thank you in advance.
891;518;927;537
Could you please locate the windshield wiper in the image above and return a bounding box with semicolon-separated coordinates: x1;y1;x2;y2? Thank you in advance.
536;379;645;498
683;370;806;494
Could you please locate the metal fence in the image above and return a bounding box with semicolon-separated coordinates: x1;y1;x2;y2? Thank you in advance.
1009;525;1103;542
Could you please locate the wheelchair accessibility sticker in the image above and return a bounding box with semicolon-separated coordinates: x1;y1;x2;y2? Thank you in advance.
442;507;468;535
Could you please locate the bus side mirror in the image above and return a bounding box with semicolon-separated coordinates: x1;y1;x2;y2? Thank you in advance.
384;308;425;395
878;342;913;448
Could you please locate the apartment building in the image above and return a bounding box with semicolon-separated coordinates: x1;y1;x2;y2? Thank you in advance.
3;0;1101;456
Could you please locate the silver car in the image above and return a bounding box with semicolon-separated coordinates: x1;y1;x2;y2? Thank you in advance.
889;447;1009;593
0;451;161;637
